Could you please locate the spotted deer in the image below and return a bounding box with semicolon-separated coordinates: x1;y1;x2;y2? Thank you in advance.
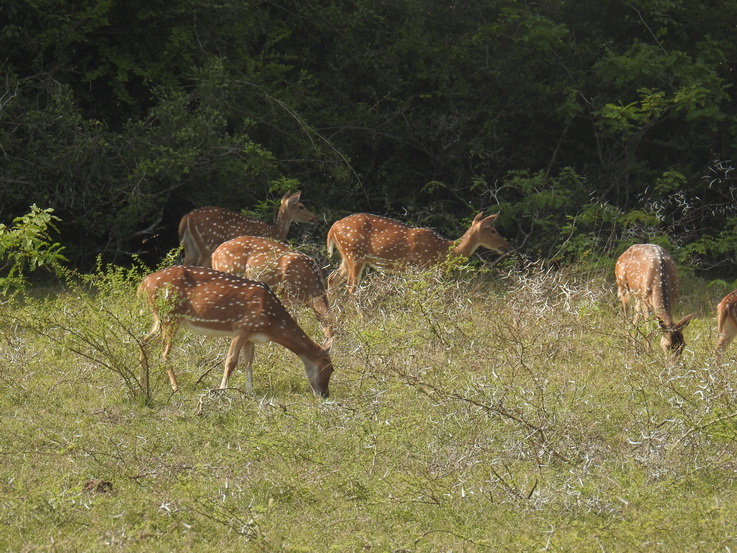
138;266;334;397
615;244;694;361
325;212;508;293
211;236;333;337
716;290;737;358
178;191;316;267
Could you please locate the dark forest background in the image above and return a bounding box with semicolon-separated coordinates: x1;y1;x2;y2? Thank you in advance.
2;0;737;275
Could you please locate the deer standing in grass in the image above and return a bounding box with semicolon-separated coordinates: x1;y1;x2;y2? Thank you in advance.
615;244;694;362
178;191;316;267
211;236;333;337
325;212;508;293
715;290;737;358
138;266;334;397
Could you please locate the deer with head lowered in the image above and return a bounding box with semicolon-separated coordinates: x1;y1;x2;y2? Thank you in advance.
211;236;334;337
325;212;508;293
178;191;316;267
715;289;737;359
138;266;334;397
615;244;694;362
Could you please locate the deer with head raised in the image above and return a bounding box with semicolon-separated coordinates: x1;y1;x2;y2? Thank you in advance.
716;289;737;359
178;191;316;267
211;236;333;337
138;266;334;397
615;244;694;362
325;212;508;293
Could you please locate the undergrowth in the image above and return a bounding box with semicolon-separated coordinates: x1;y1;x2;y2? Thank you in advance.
1;263;737;552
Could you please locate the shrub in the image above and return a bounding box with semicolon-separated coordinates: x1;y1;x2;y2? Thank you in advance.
0;205;66;294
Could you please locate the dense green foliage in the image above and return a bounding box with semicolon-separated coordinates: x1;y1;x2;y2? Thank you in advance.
2;0;737;271
0;205;66;292
3;266;737;550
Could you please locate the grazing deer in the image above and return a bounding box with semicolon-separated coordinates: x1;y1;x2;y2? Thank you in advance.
716;289;737;358
325;212;508;292
138;266;334;397
615;244;694;361
211;236;333;337
178;191;316;267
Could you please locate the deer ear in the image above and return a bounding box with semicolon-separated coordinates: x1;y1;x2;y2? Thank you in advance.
484;213;499;225
472;212;485;223
675;313;695;330
283;190;302;203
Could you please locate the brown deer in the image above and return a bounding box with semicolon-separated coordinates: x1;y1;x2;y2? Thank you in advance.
615;244;694;361
211;236;333;337
178;191;316;267
138;266;334;397
325;212;508;292
716;289;737;358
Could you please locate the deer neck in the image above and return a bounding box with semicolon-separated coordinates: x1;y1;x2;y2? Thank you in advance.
271;323;319;359
449;229;480;260
273;207;291;240
652;255;675;327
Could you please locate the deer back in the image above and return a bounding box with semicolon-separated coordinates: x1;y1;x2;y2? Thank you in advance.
178;191;316;266
179;207;273;263
139;266;287;336
328;213;451;268
212;236;327;304
615;244;680;325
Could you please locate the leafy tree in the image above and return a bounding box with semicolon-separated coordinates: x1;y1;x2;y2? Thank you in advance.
2;0;737;272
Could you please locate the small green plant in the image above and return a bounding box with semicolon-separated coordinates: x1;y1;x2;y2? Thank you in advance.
0;205;67;294
17;259;158;403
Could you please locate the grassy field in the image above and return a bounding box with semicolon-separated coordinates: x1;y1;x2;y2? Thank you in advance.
2;262;737;552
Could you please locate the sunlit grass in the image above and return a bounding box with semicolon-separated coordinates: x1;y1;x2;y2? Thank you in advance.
1;263;737;551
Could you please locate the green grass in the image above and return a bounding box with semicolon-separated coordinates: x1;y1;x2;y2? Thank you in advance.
2;264;737;552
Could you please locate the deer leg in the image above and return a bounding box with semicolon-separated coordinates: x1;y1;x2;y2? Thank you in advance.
327;260;349;289
617;287;630;319
312;294;335;338
632;298;643;323
220;336;251;390
142;312;162;344
326;270;340;289
181;221;203;266
160;322;180;392
346;261;366;294
190;223;216;267
140;316;161;363
139;316;163;397
632;296;652;324
242;342;256;392
716;316;737;359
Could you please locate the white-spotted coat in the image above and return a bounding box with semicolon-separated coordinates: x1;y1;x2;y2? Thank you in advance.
615;243;694;361
211;236;333;337
178;191;316;267
325;212;508;292
138;266;333;396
